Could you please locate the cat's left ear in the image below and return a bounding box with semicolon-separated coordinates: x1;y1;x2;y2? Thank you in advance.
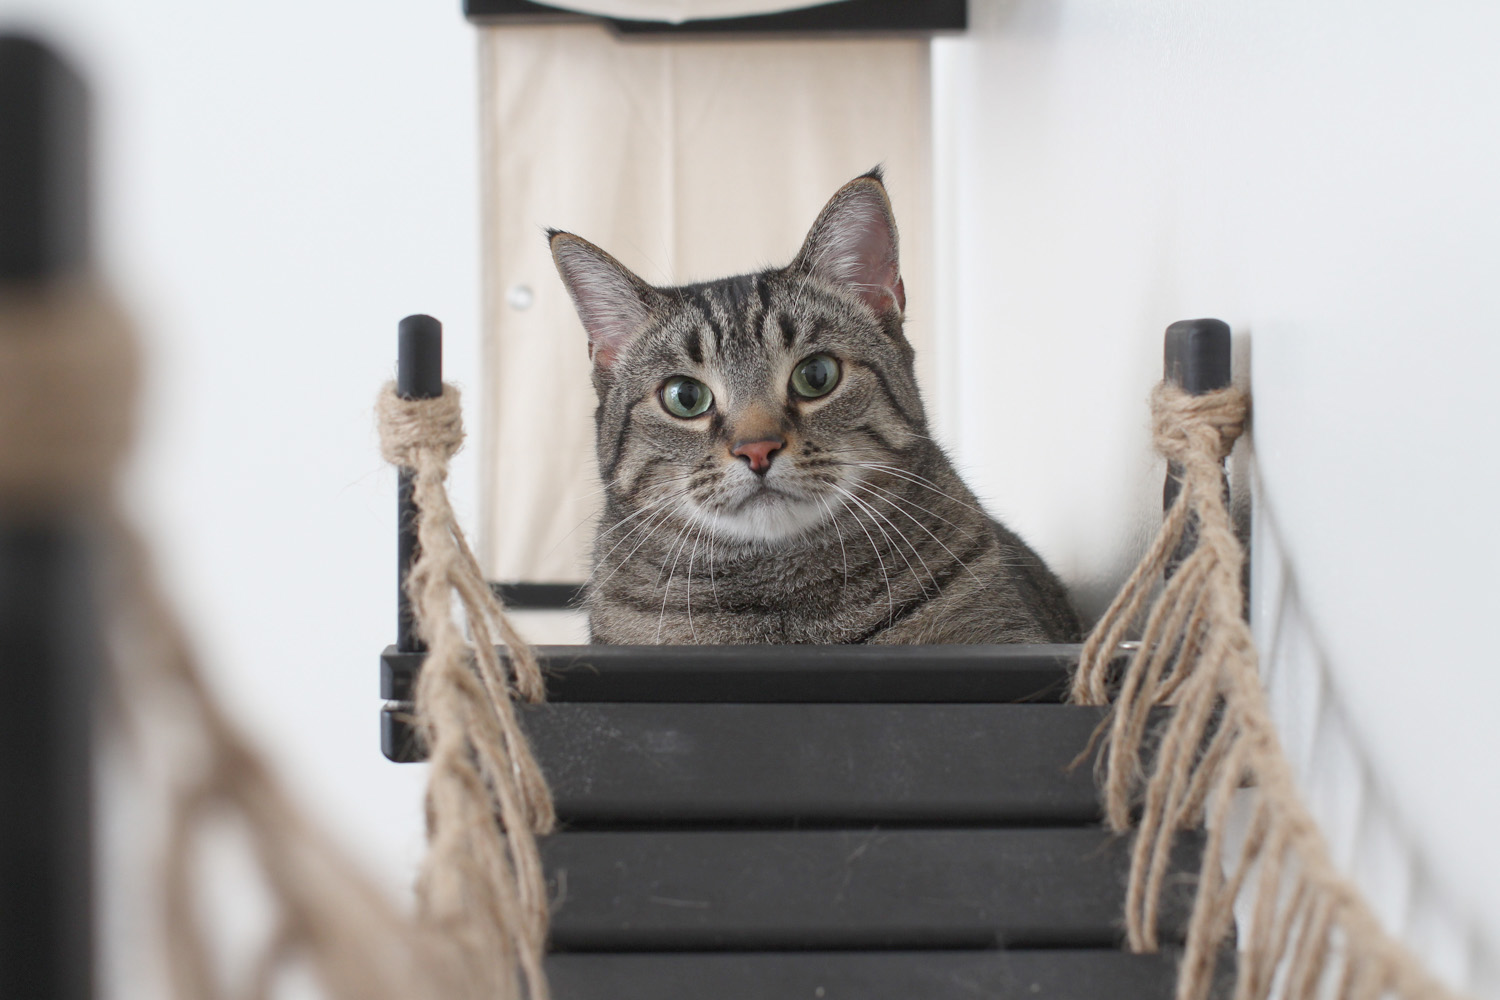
790;168;906;316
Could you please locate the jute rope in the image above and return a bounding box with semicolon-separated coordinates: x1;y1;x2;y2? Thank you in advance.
1071;382;1467;1000
0;281;137;506
376;381;556;1000
1;279;551;999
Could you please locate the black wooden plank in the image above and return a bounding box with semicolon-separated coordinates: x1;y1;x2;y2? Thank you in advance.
544;829;1197;951
492;581;583;610
547;949;1180;1000
381;643;1078;704
463;0;967;34
525;703;1105;824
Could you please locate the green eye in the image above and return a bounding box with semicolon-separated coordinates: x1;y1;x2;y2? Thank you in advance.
661;376;713;418
790;354;841;399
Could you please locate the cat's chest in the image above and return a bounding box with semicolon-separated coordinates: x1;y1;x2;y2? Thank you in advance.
588;535;910;644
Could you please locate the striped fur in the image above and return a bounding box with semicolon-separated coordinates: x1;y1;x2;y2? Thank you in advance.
550;171;1079;644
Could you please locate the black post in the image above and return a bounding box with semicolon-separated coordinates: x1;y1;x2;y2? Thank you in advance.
0;34;97;1000
396;314;443;653
1162;318;1232;577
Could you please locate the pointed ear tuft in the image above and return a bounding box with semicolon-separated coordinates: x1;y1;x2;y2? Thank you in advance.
548;231;660;368
791;173;905;316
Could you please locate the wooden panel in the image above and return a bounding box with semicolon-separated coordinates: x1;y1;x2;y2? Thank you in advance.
547;950;1180;1000
381;643;1079;704
544;828;1197;951
529;703;1106;824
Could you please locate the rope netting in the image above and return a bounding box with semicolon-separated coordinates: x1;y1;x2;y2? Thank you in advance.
0;278;1471;1000
1071;381;1468;1000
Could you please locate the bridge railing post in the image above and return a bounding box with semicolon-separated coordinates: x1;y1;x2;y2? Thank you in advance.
1162;317;1233;579
0;33;98;1000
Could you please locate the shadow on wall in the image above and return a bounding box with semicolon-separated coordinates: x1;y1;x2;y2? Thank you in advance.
1247;490;1498;997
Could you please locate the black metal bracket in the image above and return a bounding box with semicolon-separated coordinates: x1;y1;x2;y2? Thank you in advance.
492;581;584;610
463;0;966;34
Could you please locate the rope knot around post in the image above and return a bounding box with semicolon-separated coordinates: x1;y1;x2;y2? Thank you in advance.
375;382;466;471
1072;366;1466;1000
372;362;555;1000
1149;382;1248;468
0;281;138;506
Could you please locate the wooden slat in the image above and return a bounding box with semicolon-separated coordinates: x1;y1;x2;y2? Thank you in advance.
547;949;1180;1000
544;828;1197;951
528;703;1106;825
381;643;1079;704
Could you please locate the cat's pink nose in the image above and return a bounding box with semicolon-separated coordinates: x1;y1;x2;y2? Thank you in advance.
732;438;784;475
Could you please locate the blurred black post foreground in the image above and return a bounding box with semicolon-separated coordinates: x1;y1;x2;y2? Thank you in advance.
0;33;99;1000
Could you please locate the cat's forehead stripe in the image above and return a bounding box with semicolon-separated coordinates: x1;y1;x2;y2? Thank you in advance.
684;289;723;349
755;274;772;314
778;314;797;349
659;272;870;370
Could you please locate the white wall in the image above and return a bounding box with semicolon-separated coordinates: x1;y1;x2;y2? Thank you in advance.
0;0;483;986
935;0;1500;993
7;0;1497;993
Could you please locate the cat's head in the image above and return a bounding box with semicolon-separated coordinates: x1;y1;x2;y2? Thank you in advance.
549;169;928;546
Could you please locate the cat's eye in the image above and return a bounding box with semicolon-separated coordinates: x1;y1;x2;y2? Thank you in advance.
790;354;841;399
661;376;714;418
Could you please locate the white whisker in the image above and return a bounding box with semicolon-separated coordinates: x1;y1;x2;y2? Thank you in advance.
654;518;697;642
587;489;689;581
854;478;974;537
706;516;722;609
589;503;680;592
849;480;982;585
685;519;707;641
829;485;895;622
815;494;850;589
833;484;938;596
845;462;992;519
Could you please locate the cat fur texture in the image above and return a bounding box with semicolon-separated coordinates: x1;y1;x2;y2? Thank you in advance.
549;170;1079;644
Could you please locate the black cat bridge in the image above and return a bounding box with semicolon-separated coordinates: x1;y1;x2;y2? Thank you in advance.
379;318;1233;1000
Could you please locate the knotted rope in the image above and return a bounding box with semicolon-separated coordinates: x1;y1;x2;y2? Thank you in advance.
375;382;555;1000
1;279;552;1000
0;281;137;506
1072;382;1466;1000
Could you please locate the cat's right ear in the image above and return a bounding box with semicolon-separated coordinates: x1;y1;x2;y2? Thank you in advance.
548;230;661;368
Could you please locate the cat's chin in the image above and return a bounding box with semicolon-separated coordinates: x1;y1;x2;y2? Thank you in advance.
693;491;831;546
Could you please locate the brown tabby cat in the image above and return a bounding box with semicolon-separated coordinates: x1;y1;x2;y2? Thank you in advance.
549;170;1079;644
